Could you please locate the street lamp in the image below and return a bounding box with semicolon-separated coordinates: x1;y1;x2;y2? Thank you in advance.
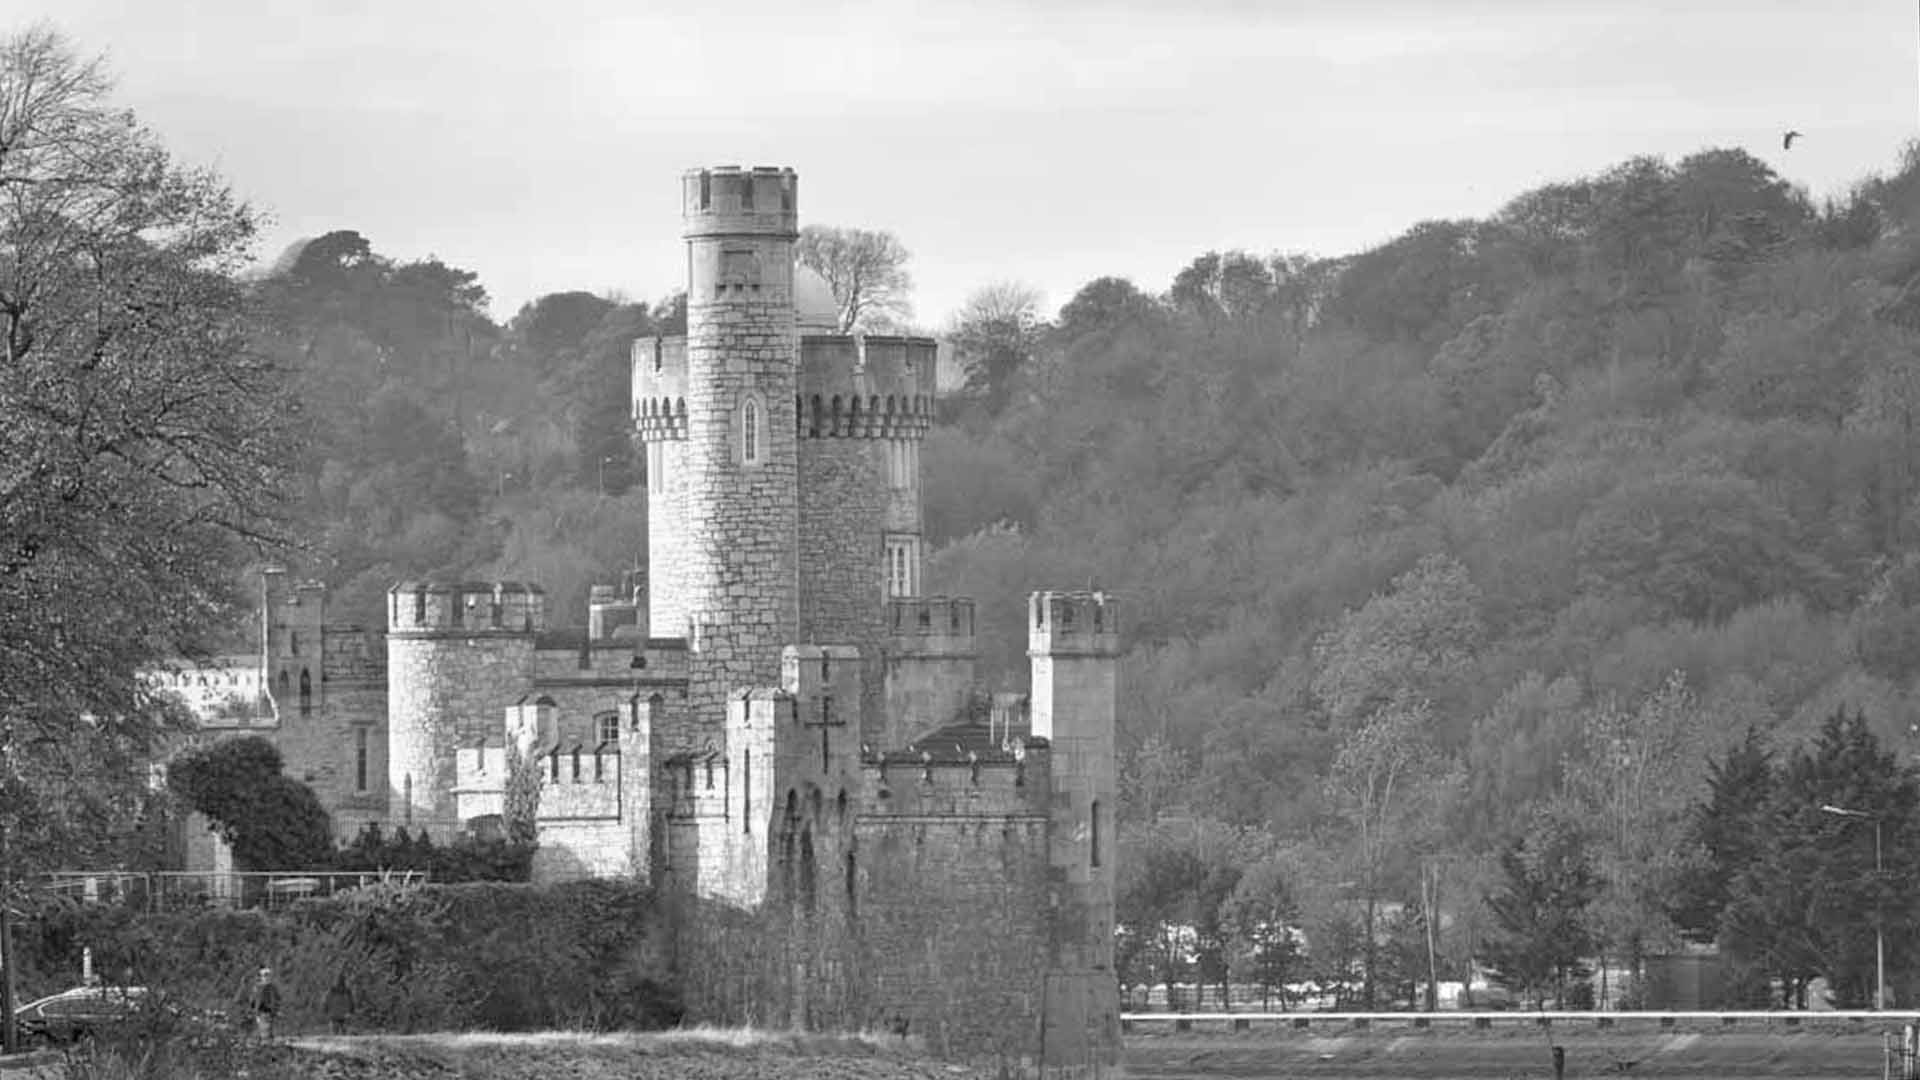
598;456;616;495
1821;803;1886;1010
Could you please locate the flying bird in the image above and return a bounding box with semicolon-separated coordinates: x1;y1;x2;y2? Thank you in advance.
1783;130;1802;150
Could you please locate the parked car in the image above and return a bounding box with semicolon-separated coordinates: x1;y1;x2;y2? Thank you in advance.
14;985;155;1043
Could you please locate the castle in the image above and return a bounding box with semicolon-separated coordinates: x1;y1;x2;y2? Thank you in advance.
157;166;1121;1070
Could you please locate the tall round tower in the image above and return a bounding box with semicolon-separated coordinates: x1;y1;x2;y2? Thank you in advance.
637;166;802;713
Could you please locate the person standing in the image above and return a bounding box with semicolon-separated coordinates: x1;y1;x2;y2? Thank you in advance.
323;973;354;1034
250;967;281;1039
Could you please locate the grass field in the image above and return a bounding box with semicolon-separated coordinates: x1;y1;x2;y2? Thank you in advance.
23;1022;1907;1079
25;1027;1001;1080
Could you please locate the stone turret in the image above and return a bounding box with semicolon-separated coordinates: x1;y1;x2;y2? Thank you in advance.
1029;590;1121;1072
636;166;802;727
385;581;545;835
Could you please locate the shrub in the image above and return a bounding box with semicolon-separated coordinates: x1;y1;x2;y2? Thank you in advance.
13;880;676;1035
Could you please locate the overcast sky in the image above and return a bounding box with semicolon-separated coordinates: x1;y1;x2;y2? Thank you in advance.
20;1;1920;328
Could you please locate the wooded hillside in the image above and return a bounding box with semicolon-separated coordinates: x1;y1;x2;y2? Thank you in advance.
256;142;1920;1005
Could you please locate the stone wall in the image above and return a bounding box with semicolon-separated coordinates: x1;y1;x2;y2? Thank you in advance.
796;437;887;662
849;814;1053;1060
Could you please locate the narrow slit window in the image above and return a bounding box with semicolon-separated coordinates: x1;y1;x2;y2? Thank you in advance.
1091;799;1103;868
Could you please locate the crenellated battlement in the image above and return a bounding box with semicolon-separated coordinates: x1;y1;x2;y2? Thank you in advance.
632;336;689;440
1028;590;1119;657
887;597;976;656
794;335;935;440
663;748;730;818
682;166;798;240
388;581;546;636
864;738;1051;817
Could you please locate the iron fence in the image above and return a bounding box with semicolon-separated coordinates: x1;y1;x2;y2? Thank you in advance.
37;870;428;912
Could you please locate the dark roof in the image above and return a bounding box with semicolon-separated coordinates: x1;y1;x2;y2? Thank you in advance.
876;720;1044;765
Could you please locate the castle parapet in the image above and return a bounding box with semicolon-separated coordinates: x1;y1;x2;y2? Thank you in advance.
1029;590;1119;657
682;165;798;239
663;748;730;819
588;584;645;641
796;335;936;440
632;336;688;440
866;736;1051;816
388;581;546;636
886;597;976;657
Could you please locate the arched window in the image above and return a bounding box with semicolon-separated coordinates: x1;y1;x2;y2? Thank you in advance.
742;397;761;464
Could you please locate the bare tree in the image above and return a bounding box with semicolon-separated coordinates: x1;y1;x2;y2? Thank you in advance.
795;225;913;331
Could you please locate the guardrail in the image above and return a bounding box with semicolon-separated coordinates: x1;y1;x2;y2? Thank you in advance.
1121;1009;1920;1033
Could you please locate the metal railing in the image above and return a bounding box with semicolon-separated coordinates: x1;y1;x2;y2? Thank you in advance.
1122;1009;1920;1031
38;870;429;912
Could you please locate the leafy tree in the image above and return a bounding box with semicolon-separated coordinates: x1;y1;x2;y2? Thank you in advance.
1170;251;1275;322
1672;726;1775;943
1311;553;1484;733
503;740;542;847
1221;854;1305;1009
166;737;335;871
1053;276;1165;345
1560;672;1701;1003
1721;707;1920;1009
1322;699;1461;1008
793;225;912;331
511;291;617;366
949;281;1048;414
1477;812;1599;1007
1115;828;1204;1006
0;25;294;883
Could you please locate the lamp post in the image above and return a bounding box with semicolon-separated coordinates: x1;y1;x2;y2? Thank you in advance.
1821;803;1885;1010
598;456;615;495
